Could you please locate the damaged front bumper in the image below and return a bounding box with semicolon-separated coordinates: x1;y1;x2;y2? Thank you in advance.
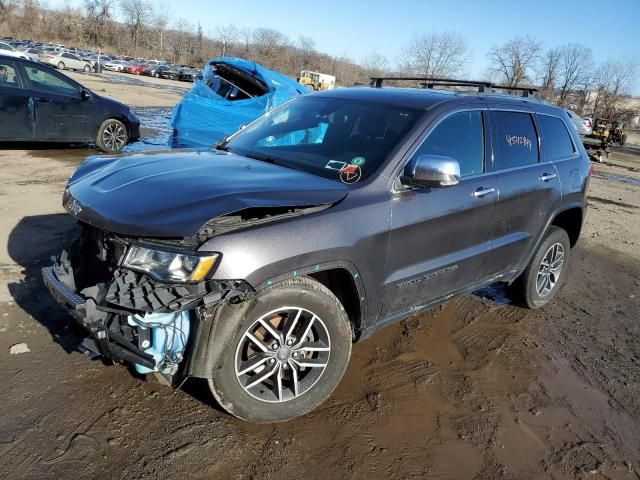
42;241;251;376
42;263;158;371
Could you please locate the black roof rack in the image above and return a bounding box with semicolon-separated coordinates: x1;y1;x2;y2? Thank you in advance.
369;77;538;98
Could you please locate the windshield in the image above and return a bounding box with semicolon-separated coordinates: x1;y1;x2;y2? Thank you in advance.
223;96;422;183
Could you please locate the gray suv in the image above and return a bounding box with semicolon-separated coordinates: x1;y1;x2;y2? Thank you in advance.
43;79;590;422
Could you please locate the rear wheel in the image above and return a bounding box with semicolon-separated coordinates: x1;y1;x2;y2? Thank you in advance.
96;118;128;153
509;226;570;308
57;62;65;70
208;277;352;423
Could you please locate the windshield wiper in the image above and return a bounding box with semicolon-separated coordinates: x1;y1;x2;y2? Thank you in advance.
213;135;232;152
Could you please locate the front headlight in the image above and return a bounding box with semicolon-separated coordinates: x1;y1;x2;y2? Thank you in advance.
123;246;219;283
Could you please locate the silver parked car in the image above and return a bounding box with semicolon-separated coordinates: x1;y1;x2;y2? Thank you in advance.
21;48;43;62
0;41;30;60
103;60;128;72
566;109;592;136
40;51;91;72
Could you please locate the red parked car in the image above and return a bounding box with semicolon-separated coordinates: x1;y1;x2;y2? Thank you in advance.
125;63;145;75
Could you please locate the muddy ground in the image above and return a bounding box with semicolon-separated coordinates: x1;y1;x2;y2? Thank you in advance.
1;74;640;479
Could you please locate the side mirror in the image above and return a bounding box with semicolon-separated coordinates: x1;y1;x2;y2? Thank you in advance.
80;89;91;101
401;154;460;188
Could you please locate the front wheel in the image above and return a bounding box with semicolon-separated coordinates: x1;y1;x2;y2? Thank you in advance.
208;277;352;423
57;62;65;70
508;226;570;308
96;118;128;153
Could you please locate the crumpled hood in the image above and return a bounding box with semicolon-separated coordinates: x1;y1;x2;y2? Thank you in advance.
64;149;348;238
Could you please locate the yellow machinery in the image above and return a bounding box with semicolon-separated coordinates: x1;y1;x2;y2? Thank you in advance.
589;118;627;145
297;70;336;91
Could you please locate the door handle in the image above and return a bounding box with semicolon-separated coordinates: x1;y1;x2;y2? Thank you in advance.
34;97;51;103
472;187;496;198
539;173;557;182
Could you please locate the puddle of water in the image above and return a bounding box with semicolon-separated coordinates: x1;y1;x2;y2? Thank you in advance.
592;172;640;186
473;283;512;305
124;107;173;152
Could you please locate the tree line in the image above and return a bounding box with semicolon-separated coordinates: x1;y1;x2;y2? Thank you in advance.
1;0;637;120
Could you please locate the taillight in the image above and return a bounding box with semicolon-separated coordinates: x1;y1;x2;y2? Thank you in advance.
588;163;593;176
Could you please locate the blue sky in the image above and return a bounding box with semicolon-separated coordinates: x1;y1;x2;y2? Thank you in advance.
48;0;639;89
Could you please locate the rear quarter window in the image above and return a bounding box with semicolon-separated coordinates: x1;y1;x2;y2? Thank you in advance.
491;111;539;170
538;114;576;160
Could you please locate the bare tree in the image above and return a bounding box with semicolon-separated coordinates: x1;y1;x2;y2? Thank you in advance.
216;23;239;57
591;59;638;119
556;44;593;106
362;51;388;77
84;0;115;48
537;47;562;100
238;26;252;58
153;0;170;56
119;0;151;53
297;34;316;69
55;0;84;46
0;0;18;24
252;27;288;68
487;36;540;87
399;31;469;79
15;0;40;38
169;17;195;64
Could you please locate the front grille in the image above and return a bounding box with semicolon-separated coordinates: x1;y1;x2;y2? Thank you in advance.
69;224;127;291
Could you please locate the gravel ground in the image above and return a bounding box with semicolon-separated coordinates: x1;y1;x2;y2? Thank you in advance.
0;75;639;479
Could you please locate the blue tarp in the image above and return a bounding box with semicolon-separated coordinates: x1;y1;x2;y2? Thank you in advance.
170;57;308;148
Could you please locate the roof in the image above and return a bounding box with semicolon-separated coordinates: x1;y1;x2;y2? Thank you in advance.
312;86;455;109
312;85;563;115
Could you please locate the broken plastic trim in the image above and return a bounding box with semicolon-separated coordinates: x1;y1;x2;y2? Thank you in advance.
196;204;332;240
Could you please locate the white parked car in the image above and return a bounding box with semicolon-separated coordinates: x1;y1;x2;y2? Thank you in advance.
21;48;43;62
39;51;91;72
0;41;30;60
103;60;127;72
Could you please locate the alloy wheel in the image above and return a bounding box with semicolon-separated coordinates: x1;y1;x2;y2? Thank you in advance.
102;122;127;151
536;242;564;297
235;307;331;403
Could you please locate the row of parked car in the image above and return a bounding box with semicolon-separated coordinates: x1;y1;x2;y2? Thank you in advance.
117;61;201;82
0;37;201;81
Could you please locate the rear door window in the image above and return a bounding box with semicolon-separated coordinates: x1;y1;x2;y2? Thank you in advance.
537;114;576;160
23;64;79;95
0;61;22;88
491;111;539;170
412;111;484;177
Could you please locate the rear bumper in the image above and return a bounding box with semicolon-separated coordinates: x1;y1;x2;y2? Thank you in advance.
42;265;156;369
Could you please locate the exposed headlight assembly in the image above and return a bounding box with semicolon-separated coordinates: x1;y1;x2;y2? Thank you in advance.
123;246;219;283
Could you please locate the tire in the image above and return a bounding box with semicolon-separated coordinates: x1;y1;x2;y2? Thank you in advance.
508;226;570;309
620;134;627;145
96;118;128;153
57;62;65;70
83;64;90;73
153;72;159;78
208;276;352;423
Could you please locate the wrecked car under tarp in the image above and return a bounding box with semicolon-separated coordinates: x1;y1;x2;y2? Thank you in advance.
170;57;308;148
